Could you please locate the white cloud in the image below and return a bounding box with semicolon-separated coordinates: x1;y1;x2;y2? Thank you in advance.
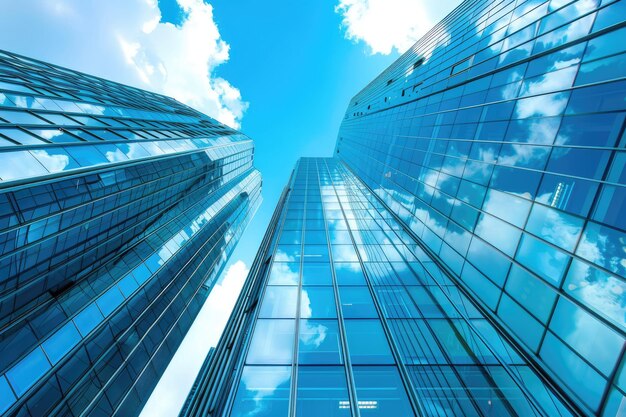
139;260;249;417
335;0;458;55
0;0;247;128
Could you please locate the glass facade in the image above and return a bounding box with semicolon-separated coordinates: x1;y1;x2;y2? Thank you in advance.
336;0;626;414
183;158;579;417
183;0;626;416
0;49;261;416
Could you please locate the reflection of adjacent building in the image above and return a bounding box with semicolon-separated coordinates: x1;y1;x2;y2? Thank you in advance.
548;181;573;211
0;50;261;416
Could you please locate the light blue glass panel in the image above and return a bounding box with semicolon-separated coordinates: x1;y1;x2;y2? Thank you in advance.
375;287;420;318
41;321;81;364
301;287;337;319
304;245;330;263
550;298;624;376
96;286;125;317
279;230;302;245
576;222;626;278
505;265;556;323
296;367;351;417
339;287;378;318
474;213;521;257
497;295;544;350
0;375;16;414
298;319;343;364
118;274;139;298
268;261;299;285
540;332;606;411
65;145;108;167
466;237;510;287
302;263;333;285
230;366;291;417
344;319;394;364
246;319;295;365
461;263;501;310
564;259;626;330
6;347;51;396
352;366;415;416
526;204;583;252
332;245;360;262
73;303;105;336
259;286;298;318
516;234;569;285
0;150;48;181
335;262;367;285
482;189;531;228
30;148;79;173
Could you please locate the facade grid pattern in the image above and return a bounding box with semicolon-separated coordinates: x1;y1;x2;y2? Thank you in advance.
337;0;626;415
0;49;261;417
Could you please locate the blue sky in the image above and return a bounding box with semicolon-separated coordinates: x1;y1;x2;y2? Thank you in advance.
0;0;459;414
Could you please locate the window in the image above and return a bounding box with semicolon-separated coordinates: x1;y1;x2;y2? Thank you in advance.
301;287;336;319
73;303;104;336
335;263;366;285
41;322;81;364
375;288;419;318
246;320;295;365
6;347;51;396
302;263;333;285
303;245;330;263
298;320;343;364
339;287;378;318
516;234;569;286
344;319;394;364
0;375;15;414
296;367;351;417
352;366;415;416
451;57;472;75
259;286;298;318
268;261;299;285
230;366;291;417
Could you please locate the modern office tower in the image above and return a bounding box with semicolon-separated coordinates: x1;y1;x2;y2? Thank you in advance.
183;0;626;416
0;49;261;417
335;0;626;414
183;157;582;417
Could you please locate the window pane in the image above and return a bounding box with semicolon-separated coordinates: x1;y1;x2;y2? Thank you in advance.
73;303;104;336
246;319;295;365
335;263;367;285
301;287;337;319
375;287;420;318
230;366;291;417
304;245;330;262
6;347;51;396
259;287;298;318
296;367;351;417
299;320;343;365
339;287;378;318
344;319;394;364
41;322;81;364
302;263;333;285
352;366;415;416
268;262;299;285
0;375;16;414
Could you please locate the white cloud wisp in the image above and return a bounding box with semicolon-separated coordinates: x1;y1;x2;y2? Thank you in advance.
335;0;459;55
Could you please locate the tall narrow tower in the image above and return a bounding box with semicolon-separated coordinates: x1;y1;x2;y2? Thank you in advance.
0;49;261;417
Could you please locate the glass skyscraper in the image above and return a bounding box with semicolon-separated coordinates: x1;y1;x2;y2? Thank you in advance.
183;0;626;416
0;49;261;416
